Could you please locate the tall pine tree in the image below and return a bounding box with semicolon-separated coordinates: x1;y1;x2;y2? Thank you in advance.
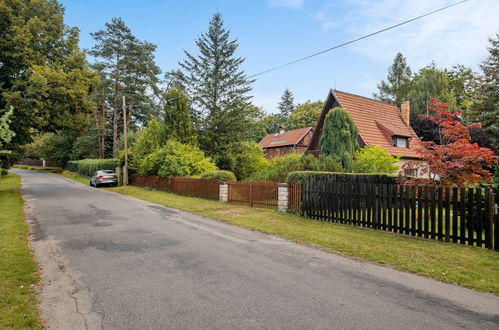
320;107;358;172
374;53;412;107
278;88;295;118
470;33;499;149
179;12;254;165
90;17;160;155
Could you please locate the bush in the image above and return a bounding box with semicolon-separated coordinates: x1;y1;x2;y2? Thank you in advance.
218;141;269;180
286;171;337;183
200;170;236;181
0;168;8;178
250;153;342;182
288;171;398;184
352;145;400;174
139;140;217;177
493;165;499;184
69;159;120;177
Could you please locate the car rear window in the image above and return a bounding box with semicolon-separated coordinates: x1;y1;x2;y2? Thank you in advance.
98;170;114;175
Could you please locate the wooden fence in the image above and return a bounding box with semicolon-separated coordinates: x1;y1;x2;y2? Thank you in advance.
302;175;498;250
228;181;278;209
130;174;220;200
288;183;302;211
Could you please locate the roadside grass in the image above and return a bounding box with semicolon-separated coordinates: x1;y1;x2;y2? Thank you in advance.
0;173;42;329
60;172;499;295
60;170;89;185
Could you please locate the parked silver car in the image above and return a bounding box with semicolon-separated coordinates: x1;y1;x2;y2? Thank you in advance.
90;170;118;188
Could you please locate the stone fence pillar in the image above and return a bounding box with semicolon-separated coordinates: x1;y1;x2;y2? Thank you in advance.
219;181;229;203
278;183;288;213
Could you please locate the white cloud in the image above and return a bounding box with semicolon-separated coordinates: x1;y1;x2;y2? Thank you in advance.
317;0;499;70
268;0;304;10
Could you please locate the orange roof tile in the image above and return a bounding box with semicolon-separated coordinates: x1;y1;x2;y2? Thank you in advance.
259;127;312;149
333;90;422;159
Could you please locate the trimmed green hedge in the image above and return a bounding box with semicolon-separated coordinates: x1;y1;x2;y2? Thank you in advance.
67;159;120;177
286;171;397;183
200;170;236;181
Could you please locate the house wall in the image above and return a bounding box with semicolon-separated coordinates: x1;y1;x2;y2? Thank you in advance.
395;159;429;178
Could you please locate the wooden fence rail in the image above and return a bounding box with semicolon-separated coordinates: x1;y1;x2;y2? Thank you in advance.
130;174;220;200
228;181;278;209
302;175;498;250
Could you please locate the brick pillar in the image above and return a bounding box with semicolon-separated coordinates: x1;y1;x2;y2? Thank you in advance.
401;101;410;125
278;183;288;212
219;181;229;203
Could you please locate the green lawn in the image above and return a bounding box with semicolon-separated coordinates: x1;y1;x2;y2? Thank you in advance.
59;171;499;295
0;173;42;329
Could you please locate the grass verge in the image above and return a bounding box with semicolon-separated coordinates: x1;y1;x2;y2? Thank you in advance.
0;173;42;329
61;172;499;295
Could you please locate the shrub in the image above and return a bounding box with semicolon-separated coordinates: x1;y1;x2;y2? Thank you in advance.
286;171;337;183
493;165;499;184
69;159;120;177
250;153;342;182
139;140;217;177
218;141;269;180
288;171;398;184
0;168;8;178
352;145;400;174
200;170;236;181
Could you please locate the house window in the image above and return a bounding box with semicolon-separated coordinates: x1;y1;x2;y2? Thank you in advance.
404;168;418;177
393;136;408;148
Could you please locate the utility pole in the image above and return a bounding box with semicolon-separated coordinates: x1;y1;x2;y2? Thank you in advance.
123;95;128;185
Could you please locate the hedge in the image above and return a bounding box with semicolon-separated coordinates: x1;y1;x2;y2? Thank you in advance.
286;171;397;184
67;159;120;177
200;170;236;181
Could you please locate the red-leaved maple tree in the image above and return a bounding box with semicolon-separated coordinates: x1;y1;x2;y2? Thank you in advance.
408;99;497;186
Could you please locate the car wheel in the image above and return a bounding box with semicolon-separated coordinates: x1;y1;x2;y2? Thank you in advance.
95;183;100;188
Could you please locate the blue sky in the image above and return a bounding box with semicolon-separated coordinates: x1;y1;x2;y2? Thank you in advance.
59;0;498;114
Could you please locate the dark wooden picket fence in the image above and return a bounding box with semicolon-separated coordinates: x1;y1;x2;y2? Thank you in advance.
228;181;278;209
302;175;498;250
130;174;220;200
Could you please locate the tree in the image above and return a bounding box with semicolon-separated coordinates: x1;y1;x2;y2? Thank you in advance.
179;12;254;164
286;101;323;130
320;107;358;172
162;85;197;145
407;63;455;116
352;145;400;174
278;88;295;118
374;53;412;106
90;17;161;155
469;33;499;149
446;64;478;115
1;0;98;166
0;106;15;166
409;99;497;186
218;141;269;180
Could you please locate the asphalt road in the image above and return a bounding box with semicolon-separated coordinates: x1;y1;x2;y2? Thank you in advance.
13;169;499;330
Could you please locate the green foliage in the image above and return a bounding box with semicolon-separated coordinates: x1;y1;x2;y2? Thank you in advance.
278;88;295;117
374;52;412;107
352;145;400;174
218;141;269;180
286;101;323;130
469;33;499;149
179;12;254;163
493;165;499;184
162;85;197;145
286;171;338;183
138;140;217;177
131;118;169;161
90;17;161;154
1;0;98;165
250;153;342;182
68;159;119;177
407;63;455;115
200;170;236;181
320;107;358;172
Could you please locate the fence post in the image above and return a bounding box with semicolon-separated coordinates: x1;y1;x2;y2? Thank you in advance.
278;183;288;213
219;181;229;203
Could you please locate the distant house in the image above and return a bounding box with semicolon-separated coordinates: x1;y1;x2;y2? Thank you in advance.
307;90;428;177
259;127;313;159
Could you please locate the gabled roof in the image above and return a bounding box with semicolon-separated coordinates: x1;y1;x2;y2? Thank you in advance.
259;127;312;149
309;90;422;159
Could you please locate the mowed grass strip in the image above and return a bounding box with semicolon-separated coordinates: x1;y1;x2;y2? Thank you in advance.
59;172;499;295
0;173;41;329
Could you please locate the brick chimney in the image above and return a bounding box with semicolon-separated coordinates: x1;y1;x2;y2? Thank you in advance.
401;101;410;125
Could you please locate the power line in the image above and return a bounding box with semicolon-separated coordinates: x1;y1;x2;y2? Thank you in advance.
248;0;470;78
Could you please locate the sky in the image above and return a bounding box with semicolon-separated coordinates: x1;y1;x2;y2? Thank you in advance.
59;0;498;114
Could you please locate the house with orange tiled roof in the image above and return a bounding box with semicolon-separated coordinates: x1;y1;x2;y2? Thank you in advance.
259;127;313;159
307;90;428;177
